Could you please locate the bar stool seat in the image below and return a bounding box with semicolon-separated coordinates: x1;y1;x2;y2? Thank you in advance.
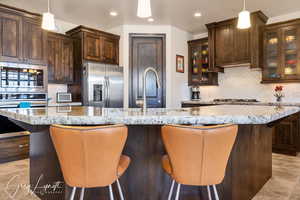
50;124;130;200
161;124;238;200
118;155;131;176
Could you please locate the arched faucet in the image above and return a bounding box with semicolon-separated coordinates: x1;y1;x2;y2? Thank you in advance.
143;67;161;110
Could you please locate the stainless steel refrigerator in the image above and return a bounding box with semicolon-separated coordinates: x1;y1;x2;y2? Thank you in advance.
82;62;123;108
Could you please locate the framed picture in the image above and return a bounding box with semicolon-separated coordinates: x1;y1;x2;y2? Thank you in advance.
176;55;184;73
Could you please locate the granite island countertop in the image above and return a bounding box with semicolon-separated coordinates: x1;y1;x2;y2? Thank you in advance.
182;100;300;107
0;105;300;125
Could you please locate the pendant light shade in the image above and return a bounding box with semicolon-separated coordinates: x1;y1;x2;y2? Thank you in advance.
42;0;56;31
237;0;251;29
137;0;152;18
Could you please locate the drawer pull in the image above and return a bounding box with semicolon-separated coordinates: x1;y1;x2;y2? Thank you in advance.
19;144;29;148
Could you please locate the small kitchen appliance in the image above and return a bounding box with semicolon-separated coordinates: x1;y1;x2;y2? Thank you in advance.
191;86;201;100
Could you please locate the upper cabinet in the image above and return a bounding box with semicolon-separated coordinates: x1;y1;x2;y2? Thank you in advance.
0;11;22;63
262;19;300;83
206;11;268;69
0;4;47;65
188;38;218;86
66;26;120;65
47;32;74;84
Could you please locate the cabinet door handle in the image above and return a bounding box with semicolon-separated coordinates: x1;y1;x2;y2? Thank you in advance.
19;144;29;148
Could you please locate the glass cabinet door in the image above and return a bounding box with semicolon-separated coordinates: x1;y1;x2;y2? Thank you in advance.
281;27;299;79
263;30;281;80
190;45;202;84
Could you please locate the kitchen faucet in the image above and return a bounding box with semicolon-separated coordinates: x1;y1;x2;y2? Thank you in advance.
143;67;161;110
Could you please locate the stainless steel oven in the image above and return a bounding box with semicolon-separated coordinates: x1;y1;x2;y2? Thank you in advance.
0;62;48;108
0;63;48;93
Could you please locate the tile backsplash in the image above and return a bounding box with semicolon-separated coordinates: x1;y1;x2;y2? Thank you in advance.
48;84;68;104
199;66;300;102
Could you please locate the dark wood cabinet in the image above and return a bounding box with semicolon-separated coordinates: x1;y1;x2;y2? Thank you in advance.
83;32;102;62
0;11;22;63
188;38;218;86
0;133;30;163
206;11;268;69
272;112;300;156
262;19;300;83
22;17;47;65
0;4;47;65
66;25;120;102
101;36;119;64
67;26;119;65
47;32;74;84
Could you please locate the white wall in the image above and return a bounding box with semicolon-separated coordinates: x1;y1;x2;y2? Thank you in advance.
108;25;192;108
190;11;300;103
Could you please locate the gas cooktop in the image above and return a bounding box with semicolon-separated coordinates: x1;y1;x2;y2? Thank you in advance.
213;99;259;103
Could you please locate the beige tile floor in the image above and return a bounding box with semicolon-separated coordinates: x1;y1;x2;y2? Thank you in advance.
0;154;300;200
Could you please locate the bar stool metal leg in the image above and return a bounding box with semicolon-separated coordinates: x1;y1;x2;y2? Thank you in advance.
70;187;76;200
207;185;212;200
80;188;85;200
213;185;219;200
168;180;175;200
109;185;114;200
116;179;125;200
175;183;181;200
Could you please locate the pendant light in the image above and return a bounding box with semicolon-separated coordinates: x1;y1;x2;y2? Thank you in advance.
42;0;56;31
237;0;251;29
137;0;152;18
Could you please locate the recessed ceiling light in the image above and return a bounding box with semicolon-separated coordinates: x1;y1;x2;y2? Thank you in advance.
194;12;202;17
148;18;154;22
110;11;118;16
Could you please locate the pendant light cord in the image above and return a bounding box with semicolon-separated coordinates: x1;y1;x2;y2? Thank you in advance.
48;0;50;13
243;0;246;11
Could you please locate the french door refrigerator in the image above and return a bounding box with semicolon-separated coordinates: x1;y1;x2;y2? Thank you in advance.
82;62;123;108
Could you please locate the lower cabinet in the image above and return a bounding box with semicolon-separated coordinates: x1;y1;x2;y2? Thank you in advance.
272;113;300;156
47;32;74;84
0;134;29;163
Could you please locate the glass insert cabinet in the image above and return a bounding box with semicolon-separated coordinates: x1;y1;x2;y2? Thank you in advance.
262;19;300;83
188;38;218;86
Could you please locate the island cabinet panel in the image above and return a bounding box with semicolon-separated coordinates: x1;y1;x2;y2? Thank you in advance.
22;17;47;65
17;122;273;200
47;32;74;84
272;112;300;156
262;19;300;83
0;11;22;62
206;11;268;69
0;4;47;65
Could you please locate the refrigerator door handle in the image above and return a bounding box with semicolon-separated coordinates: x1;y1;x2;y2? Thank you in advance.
106;77;110;107
104;77;108;107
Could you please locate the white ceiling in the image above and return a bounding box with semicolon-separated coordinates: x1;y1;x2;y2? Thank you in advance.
2;0;300;33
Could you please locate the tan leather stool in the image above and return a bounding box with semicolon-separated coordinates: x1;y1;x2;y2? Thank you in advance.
50;124;130;200
161;124;238;200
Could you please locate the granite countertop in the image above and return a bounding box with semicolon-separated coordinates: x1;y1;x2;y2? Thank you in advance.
182;100;300;107
0;105;299;125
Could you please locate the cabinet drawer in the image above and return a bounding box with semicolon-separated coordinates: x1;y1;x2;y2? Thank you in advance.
0;136;29;163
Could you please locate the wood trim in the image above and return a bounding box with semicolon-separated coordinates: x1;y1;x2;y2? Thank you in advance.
128;33;166;108
0;3;42;17
66;25;120;39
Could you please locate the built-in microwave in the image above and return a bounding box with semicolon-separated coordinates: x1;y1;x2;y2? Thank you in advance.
0;62;48;93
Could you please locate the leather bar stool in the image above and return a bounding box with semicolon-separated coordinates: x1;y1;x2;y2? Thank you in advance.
50;124;130;200
161;124;238;200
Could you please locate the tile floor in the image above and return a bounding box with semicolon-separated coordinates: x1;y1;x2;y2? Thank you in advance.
0;154;300;200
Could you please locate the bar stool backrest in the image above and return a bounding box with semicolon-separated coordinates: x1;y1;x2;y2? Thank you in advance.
162;124;238;186
50;124;128;188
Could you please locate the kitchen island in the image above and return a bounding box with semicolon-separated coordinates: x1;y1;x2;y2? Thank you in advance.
0;105;299;200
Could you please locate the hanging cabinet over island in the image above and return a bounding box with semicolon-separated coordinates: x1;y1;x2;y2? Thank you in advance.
206;11;268;69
